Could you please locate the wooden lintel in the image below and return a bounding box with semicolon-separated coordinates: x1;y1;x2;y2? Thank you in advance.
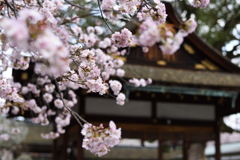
90;122;214;134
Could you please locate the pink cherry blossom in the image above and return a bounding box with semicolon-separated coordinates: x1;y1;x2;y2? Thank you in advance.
191;0;210;8
179;17;197;36
129;78;152;87
25;99;42;114
137;0;167;24
0;19;29;49
118;0;140;15
0;78;23;103
109;80;122;95
86;78;109;95
81;121;121;157
54;99;64;109
116;93;126;105
111;28;133;48
138;18;160;46
116;69;125;77
43;93;53;103
101;0;116;11
160;32;184;55
18;9;43;24
41;132;60;139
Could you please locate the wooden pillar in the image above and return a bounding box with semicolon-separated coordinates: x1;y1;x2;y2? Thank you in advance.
53;139;58;160
53;134;68;160
63;132;68;160
158;139;163;160
182;140;189;160
215;104;221;160
215;123;221;160
77;139;84;160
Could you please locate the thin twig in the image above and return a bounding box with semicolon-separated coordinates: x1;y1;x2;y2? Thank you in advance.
4;0;17;17
96;0;114;33
11;0;17;16
54;79;89;127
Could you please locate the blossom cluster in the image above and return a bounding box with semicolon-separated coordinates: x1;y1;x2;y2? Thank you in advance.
19;76;77;139
101;0;167;23
0;7;70;78
0;0;201;109
129;78;152;87
0;0;209;157
190;0;210;8
138;17;197;55
100;0;199;55
0;1;128;143
0;78;23;103
81;121;121;157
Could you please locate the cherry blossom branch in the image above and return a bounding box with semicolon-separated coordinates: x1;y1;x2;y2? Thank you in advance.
54;79;88;127
96;0;114;33
0;0;207;156
4;0;17;17
36;0;43;7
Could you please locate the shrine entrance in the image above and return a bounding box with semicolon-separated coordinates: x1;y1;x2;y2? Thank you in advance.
53;91;222;160
12;3;240;160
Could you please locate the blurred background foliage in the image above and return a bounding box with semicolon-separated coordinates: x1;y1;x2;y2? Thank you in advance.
168;0;240;65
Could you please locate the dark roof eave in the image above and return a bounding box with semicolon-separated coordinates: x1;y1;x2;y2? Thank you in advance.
165;2;240;73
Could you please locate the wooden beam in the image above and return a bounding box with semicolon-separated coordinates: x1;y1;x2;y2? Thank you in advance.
85;114;216;127
68;122;214;142
91;123;214;134
22;144;52;153
215;123;221;160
